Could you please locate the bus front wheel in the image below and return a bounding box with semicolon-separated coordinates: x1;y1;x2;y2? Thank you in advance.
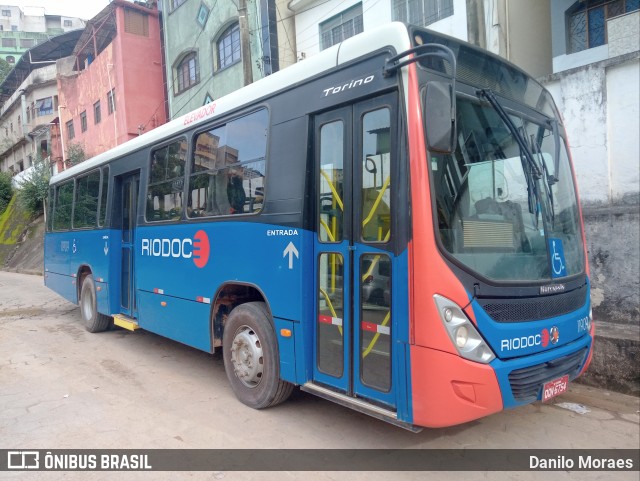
80;274;111;333
222;302;293;409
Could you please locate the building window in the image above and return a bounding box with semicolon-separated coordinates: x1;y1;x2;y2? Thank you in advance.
66;120;75;140
63;19;73;27
20;39;35;48
170;0;187;12
174;52;199;94
217;23;241;70
11;25;17;31
393;0;454;26
94;101;101;124
319;4;364;50
567;0;640;53
1;9;10;16
1;38;16;48
36;97;53;116
80;111;87;132
197;3;210;28
124;8;149;37
107;89;116;115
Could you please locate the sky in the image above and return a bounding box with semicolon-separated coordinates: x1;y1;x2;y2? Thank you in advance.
6;1;112;20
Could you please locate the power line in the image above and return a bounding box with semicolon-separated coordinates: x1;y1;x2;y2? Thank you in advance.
141;0;219;130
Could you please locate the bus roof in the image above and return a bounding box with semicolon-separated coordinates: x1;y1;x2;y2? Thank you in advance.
50;22;413;185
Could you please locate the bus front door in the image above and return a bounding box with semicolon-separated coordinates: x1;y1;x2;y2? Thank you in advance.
118;173;139;318
313;94;397;410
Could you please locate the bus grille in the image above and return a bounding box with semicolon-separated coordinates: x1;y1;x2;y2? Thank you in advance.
478;287;587;323
508;348;588;402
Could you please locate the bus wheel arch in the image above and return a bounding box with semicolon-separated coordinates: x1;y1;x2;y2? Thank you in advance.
210;282;271;350
79;273;111;333
76;264;93;304
221;301;294;409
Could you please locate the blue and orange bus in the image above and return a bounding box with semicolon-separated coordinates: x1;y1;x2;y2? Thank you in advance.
44;22;593;430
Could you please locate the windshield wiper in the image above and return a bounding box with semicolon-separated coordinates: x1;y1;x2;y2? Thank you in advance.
476;89;542;180
531;133;556;227
549;118;560;184
476;88;543;221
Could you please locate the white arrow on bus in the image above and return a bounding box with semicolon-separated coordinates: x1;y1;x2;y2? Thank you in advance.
283;242;299;269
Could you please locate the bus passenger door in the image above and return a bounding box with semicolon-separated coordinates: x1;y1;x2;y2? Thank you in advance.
117;173;139;318
313;93;397;410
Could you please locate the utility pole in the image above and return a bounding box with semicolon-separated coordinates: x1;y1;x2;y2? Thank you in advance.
238;0;253;86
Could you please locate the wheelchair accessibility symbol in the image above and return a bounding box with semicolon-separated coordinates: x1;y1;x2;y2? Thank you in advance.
549;238;567;278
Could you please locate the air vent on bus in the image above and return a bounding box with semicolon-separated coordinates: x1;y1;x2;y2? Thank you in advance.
478;287;588;323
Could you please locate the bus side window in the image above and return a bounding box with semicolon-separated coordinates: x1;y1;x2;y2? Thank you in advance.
188;109;267;217
73;170;100;229
46;186;54;232
98;166;109;227
146;139;187;222
53;181;74;231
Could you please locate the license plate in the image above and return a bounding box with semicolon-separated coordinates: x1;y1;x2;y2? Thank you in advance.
542;375;569;402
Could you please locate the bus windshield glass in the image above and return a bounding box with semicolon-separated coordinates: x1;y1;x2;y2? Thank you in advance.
430;95;585;282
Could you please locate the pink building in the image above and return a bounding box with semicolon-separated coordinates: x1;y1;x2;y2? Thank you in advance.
51;1;166;171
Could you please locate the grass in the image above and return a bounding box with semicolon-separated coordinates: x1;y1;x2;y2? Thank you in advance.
0;194;32;245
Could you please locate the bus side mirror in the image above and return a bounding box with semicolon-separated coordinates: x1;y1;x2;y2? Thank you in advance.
424;81;456;154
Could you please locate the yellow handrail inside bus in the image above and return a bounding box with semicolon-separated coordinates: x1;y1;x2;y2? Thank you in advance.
319;219;336;242
359;227;391;358
317;170;393;356
361;175;390;229
362;310;391;359
360;229;391;281
320;170;344;211
319;286;343;336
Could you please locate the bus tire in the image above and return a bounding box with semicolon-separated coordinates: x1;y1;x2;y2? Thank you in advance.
80;274;111;333
223;301;294;409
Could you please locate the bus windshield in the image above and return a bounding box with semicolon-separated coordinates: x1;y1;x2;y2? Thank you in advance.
430;95;585;282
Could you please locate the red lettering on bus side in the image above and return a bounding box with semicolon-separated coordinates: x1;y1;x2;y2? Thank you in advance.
183;103;216;126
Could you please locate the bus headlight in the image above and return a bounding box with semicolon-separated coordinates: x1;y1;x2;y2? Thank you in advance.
434;294;495;364
455;326;468;347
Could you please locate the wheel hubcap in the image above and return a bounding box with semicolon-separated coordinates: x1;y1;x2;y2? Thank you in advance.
230;326;264;388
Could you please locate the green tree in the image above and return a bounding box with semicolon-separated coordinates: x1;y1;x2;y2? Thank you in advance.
66;142;86;167
0;58;12;85
16;155;51;216
0;170;13;215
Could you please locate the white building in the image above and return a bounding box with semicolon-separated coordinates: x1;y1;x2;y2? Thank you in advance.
544;0;639;204
0;63;58;174
1;4;85;65
289;0;552;76
541;0;640;330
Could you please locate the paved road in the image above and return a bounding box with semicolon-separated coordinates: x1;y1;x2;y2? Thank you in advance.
0;271;638;480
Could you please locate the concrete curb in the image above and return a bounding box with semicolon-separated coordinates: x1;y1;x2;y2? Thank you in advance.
576;322;640;396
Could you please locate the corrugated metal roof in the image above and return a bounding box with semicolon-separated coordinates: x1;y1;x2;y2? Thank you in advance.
0;29;83;107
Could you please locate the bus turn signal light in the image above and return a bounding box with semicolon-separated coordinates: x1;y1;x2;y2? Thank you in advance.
280;329;292;337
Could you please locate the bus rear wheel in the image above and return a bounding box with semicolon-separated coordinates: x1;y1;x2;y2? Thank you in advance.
223;302;293;409
80;274;111;333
